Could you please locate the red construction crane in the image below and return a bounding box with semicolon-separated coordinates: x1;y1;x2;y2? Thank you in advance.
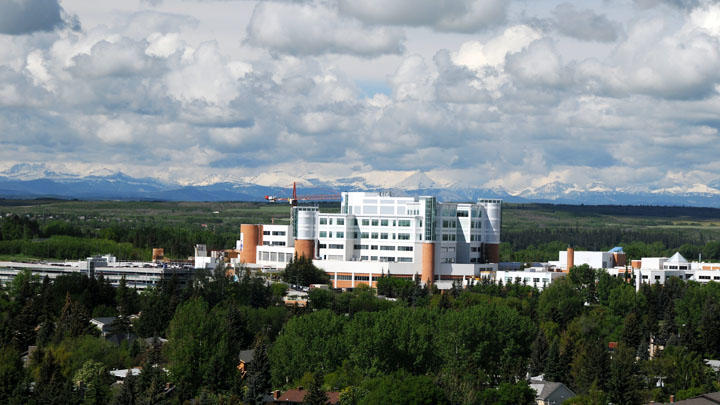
264;182;340;205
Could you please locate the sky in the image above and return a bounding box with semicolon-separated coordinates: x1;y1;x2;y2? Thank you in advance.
1;0;720;193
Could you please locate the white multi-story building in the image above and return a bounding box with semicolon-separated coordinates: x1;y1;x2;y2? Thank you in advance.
239;192;502;289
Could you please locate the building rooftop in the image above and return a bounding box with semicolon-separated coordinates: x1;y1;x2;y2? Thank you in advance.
667;252;689;264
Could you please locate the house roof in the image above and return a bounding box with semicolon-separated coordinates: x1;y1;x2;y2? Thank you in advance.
91;317;117;326
238;349;255;363
651;391;720;404
530;380;574;400
276;389;340;404
667;252;688;264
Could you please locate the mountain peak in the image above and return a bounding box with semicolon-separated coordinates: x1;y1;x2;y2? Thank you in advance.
394;171;439;190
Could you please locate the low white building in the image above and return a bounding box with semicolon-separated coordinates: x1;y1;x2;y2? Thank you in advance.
495;267;566;291
633;252;720;290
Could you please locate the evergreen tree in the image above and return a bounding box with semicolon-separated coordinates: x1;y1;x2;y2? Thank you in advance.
530;330;549;376
699;296;720;357
34;349;79;404
571;337;609;394
621;312;643;349
245;337;271;405
607;344;643;405
138;341;167;405
55;292;92;342
544;338;567;382
112;372;138;405
304;372;328;405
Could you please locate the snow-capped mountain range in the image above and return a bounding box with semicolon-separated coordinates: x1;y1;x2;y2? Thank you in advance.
2;163;720;207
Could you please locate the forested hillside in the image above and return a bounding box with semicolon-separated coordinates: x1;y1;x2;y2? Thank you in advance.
1;264;719;404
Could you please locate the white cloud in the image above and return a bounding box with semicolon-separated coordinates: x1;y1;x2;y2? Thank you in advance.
2;0;720;196
551;3;621;42
0;0;76;35
338;0;508;33
246;1;405;57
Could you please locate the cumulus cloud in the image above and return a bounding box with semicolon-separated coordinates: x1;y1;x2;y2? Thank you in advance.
246;2;405;56
551;3;621;42
3;0;720;194
337;0;508;33
602;7;720;100
0;0;78;35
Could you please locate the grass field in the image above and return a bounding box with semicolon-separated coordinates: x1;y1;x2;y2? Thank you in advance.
2;199;719;234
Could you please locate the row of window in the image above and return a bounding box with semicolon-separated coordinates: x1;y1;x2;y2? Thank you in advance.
318;244;345;249
504;277;550;283
321;231;413;241
262;230;287;236
319;231;345;238
319;217;414;227
351;244;414;252
262;241;286;246
319;217;346;225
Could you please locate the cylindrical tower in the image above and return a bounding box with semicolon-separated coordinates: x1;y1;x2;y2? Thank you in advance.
152;248;164;262
240;224;260;264
566;247;574;271
479;199;501;263
294;209;317;259
421;243;435;285
613;252;626;267
484;244;500;263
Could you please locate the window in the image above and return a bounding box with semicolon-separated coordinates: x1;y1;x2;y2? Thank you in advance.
337;275;352;280
354;244;368;250
533;278;540;283
362;219;370;226
398;220;411;227
398;233;410;240
398;246;413;251
353;219;358;225
353;232;359;238
328;232;333;238
380;257;395;262
700;275;711;280
320;218;327;225
380;246;395;251
457;211;468;217
397;257;412;262
337;231;344;238
380;233;388;239
381;219;389;226
361;232;369;238
370;245;378;250
319;231;327;238
655;275;661;280
371;232;379;239
337;218;344;225
355;276;369;281
442;234;456;241
263;230;271;235
318;244;327;249
328;244;344;249
272;231;286;236
372;219;379;226
361;256;368;260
